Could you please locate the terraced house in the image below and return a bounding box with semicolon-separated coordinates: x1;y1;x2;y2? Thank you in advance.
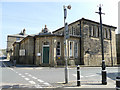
7;29;28;60
12;18;117;66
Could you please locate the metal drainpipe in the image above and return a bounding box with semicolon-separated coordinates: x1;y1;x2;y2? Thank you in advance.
110;27;113;66
79;20;82;65
18;43;20;64
33;37;36;65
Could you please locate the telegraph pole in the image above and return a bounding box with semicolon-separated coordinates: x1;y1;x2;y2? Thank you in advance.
63;5;71;84
96;4;107;85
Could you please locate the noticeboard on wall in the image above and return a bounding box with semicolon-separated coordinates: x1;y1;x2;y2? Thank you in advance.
19;49;25;56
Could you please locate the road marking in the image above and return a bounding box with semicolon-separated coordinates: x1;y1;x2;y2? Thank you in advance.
35;84;42;88
43;82;50;86
37;79;44;83
24;78;29;81
72;74;83;78
29;81;36;84
32;76;37;79
85;75;96;77
35;67;43;69
24;72;51;87
25;73;28;75
28;74;32;77
72;74;98;78
2;62;7;67
19;74;22;76
21;76;25;78
10;68;14;70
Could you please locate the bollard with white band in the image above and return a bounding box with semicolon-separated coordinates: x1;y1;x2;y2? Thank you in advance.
116;76;120;90
77;65;80;86
102;60;107;85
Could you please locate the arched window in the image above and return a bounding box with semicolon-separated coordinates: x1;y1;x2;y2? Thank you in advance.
94;26;98;37
91;25;94;36
104;28;106;39
69;27;73;35
56;42;61;56
73;27;76;36
43;42;49;45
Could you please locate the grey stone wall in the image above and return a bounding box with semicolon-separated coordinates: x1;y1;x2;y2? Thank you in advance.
82;20;117;66
18;37;34;65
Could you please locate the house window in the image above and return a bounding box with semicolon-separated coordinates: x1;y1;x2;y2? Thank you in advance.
104;28;106;38
16;37;20;41
106;29;108;39
98;26;100;37
93;26;97;37
74;42;78;58
95;26;98;37
73;28;76;36
59;31;63;35
91;25;94;36
69;28;72;35
69;41;74;57
106;29;110;39
56;42;61;56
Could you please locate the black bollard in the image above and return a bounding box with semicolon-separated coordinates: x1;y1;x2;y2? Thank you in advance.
102;60;107;85
77;65;80;86
102;70;107;85
116;76;120;90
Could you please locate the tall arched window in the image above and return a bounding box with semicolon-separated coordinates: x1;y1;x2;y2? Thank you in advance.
56;42;61;56
91;25;94;36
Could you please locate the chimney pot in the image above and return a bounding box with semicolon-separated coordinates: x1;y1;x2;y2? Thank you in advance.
23;28;26;35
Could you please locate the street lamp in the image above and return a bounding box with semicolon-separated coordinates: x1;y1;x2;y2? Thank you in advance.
63;5;71;84
95;4;107;85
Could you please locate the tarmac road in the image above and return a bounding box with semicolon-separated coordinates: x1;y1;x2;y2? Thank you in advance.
0;60;119;89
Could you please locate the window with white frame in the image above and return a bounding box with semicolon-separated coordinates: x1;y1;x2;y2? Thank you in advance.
106;29;108;39
73;27;76;36
93;26;96;37
69;28;72;35
95;26;98;37
104;28;106;38
74;42;78;58
91;25;94;36
56;42;61;56
16;37;20;41
69;41;74;57
107;29;110;39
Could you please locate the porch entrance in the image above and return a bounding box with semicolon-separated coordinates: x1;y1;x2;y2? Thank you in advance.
43;46;49;64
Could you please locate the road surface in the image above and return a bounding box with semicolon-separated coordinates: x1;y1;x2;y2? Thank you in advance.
0;59;119;89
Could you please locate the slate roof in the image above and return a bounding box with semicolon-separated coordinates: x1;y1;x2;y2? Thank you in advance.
52;18;117;33
8;33;28;38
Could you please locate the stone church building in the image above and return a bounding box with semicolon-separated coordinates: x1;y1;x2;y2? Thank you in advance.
12;18;117;66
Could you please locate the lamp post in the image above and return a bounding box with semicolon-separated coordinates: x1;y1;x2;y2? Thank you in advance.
96;4;107;85
63;5;71;84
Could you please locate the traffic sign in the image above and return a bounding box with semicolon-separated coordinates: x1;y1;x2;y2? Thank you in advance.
65;22;69;39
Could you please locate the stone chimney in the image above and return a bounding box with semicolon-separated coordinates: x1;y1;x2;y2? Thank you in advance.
44;25;48;33
23;28;26;35
45;25;47;29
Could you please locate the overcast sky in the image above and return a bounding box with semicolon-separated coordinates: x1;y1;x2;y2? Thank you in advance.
0;0;119;49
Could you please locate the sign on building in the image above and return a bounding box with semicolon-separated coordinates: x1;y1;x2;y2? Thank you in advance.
37;53;41;56
19;49;25;56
